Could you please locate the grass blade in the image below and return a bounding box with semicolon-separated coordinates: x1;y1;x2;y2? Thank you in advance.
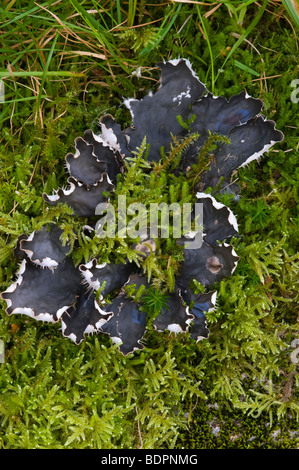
128;0;138;27
234;59;260;77
69;0;130;73
0;71;86;78
281;0;299;28
196;5;215;92
215;0;268;84
37;33;59;110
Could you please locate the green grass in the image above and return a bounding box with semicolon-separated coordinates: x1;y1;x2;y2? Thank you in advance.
0;1;298;449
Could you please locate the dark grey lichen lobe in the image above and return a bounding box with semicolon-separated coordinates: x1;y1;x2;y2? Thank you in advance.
66;137;108;186
61;289;112;344
100;274;149;355
153;289;193;334
79;259;136;298
196;193;238;245
198;116;284;189
42;174;114;217
176;241;239;291
20;224;70;267
124;59;206;161
1;258;82;321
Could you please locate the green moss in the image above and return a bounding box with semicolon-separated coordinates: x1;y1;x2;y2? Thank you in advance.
177;400;298;449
